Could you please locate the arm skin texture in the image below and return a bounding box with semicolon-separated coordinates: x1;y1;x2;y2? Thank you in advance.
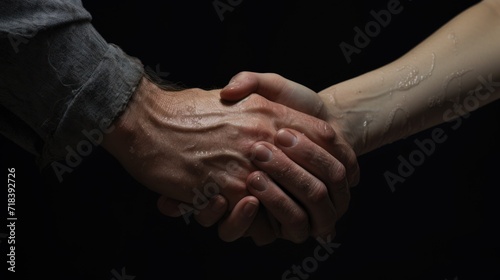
180;0;500;244
322;0;500;156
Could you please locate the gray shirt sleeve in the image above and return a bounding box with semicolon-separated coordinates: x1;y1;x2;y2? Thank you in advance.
0;0;144;168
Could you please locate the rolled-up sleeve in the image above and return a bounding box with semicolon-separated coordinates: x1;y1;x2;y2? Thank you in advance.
0;0;144;168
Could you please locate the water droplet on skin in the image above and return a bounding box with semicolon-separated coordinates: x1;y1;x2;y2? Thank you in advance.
428;95;439;108
227;129;239;140
362;114;374;147
383;105;410;135
448;31;459;55
379;71;386;84
330;87;340;106
195;151;207;156
328;88;347;118
362;114;374;128
176;104;205;127
392;53;435;92
186;143;197;150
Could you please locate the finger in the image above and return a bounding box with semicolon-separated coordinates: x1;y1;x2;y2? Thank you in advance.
157;196;184;217
276;112;360;189
221;72;360;187
218;196;260;242
247;171;310;243
193;194;228;227
157;195;229;228
245;208;278;246
221;72;324;118
274;129;351;218
250;142;337;239
321;133;361;188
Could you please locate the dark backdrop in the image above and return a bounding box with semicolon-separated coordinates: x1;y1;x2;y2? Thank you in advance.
2;0;499;279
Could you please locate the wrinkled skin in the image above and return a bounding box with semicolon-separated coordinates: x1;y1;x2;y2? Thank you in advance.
103;76;357;244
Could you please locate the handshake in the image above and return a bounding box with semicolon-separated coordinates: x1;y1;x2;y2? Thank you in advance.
102;1;500;245
102;71;362;245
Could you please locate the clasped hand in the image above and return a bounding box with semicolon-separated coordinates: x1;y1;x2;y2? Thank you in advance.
103;72;359;245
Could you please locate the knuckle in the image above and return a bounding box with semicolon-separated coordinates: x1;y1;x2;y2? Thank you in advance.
306;182;329;204
317;121;337;142
246;95;283;118
247;93;267;105
309;150;332;171
238;70;251;77
328;163;347;186
251;129;274;143
242;129;274;157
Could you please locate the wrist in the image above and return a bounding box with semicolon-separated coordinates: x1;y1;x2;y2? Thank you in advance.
318;60;427;156
319;88;368;156
101;76;154;158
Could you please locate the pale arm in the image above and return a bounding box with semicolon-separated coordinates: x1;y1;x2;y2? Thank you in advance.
322;0;500;155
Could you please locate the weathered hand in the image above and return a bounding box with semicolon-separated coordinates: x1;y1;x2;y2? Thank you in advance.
157;72;359;245
221;72;360;242
102;75;346;244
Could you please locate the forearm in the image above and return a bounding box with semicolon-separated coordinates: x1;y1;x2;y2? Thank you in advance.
321;0;500;155
0;1;144;167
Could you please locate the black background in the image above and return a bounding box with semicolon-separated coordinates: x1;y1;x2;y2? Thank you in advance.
1;0;500;279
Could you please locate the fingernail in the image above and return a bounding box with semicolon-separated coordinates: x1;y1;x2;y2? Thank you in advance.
250;175;267;191
224;78;240;90
243;202;258;218
277;130;297;147
254;144;272;162
210;195;226;211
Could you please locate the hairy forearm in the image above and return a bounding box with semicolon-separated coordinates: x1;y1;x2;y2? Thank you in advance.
320;0;500;155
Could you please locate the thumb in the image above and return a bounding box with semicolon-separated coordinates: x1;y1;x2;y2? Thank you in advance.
220;71;325;118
